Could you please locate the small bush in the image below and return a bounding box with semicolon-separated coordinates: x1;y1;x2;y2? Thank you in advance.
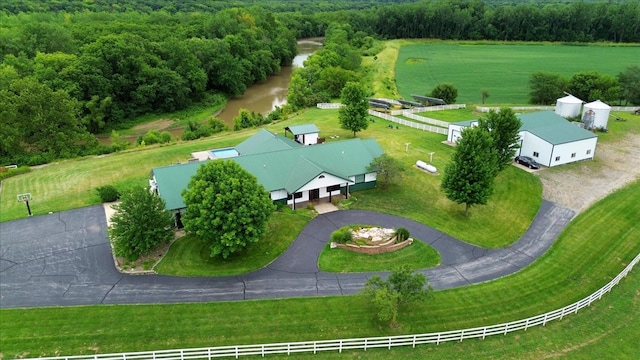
394;227;410;242
96;185;120;202
331;229;353;244
159;131;172;143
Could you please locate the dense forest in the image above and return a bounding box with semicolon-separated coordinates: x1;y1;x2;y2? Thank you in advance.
1;0;639;165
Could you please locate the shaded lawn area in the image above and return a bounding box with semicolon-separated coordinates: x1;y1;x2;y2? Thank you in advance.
1;180;638;358
155;211;313;276
318;240;441;273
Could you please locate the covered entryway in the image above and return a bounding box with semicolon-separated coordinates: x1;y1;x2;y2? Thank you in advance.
309;188;320;201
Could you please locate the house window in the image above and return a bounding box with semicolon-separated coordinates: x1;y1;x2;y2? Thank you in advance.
327;184;341;192
571;153;576;158
294;192;303;199
533;152;539;157
555;156;561;161
355;174;365;183
586;149;591;155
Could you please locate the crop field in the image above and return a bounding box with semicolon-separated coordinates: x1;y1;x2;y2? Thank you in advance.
395;42;640;104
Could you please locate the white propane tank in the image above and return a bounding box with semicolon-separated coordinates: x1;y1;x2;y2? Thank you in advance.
416;160;437;173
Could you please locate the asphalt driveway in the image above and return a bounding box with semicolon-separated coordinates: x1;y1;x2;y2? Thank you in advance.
0;201;574;308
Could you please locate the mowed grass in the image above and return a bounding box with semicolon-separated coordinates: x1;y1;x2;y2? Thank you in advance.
318;240;441;273
0;107;542;248
0;132;250;222
396;41;640;104
1;179;638;358
155;211;313;276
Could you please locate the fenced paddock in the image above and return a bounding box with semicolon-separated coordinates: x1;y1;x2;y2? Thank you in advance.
23;252;639;360
369;110;448;135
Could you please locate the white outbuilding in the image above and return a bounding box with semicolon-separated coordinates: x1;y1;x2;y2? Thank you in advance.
447;110;598;168
582;100;611;130
555;95;584;118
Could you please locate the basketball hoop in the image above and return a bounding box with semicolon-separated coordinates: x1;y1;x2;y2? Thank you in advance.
17;193;33;216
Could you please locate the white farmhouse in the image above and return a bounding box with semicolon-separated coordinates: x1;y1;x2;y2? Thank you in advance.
447;111;598;168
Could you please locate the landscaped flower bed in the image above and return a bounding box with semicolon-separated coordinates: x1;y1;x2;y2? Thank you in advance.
330;226;413;255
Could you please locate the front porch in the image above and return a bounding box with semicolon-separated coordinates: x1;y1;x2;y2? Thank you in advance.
290;194;346;214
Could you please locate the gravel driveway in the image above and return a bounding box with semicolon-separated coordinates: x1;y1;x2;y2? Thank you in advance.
536;133;640;214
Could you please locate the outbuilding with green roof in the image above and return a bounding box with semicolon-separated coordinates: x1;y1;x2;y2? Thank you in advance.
447;110;598;168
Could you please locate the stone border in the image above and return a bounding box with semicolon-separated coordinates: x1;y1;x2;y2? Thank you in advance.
334;237;414;255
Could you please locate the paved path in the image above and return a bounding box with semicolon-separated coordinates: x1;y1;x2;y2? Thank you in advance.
0;201;574;308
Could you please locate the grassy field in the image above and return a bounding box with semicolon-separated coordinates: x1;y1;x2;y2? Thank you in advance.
1;179;637;358
395;42;640;104
318;240;441;273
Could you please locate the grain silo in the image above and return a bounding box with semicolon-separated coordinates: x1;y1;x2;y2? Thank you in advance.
555;95;583;118
582;100;611;129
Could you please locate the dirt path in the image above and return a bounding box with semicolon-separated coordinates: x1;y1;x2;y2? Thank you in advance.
536;133;640;214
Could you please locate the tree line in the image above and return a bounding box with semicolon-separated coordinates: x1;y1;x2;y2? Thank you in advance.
2;1;639;165
0;8;296;165
529;67;640;106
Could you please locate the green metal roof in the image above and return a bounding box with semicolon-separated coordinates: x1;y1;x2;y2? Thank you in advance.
152;161;202;211
451;111;597;145
285;124;320;135
233;138;383;193
518;111;597;145
235;129;301;155
152;133;384;211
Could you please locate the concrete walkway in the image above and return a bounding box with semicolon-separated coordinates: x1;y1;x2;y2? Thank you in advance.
0;201;574;308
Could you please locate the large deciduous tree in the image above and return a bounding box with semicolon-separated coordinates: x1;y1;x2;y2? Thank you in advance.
182;160;276;259
339;81;369;137
363;265;431;327
529;72;569;105
109;187;175;261
569;71;619;103
430;83;458;104
618;65;640;105
478;108;522;172
0;77;96;163
440;126;497;217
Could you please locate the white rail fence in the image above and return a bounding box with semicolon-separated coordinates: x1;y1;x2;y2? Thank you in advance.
390;104;466;116
24;252;640;360
369;110;448;135
476;106;555;113
401;111;450;128
316;103;343;109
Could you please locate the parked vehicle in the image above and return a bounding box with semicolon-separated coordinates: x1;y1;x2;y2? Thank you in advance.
515;156;540;169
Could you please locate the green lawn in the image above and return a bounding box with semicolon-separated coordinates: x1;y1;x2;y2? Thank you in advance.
1;179;637;358
318;240;441;273
0;132;250;222
396;42;640;104
1;107;542;248
155;210;313;276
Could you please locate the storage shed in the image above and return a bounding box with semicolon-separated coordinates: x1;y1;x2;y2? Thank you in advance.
447;111;598;168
